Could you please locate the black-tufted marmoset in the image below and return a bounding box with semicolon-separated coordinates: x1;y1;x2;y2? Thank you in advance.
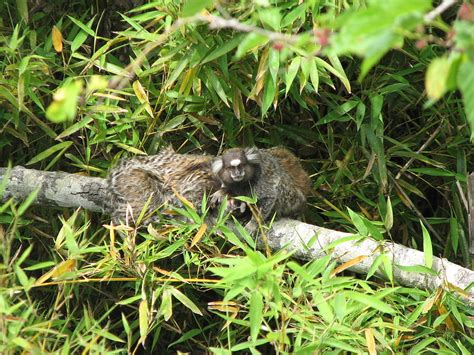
107;146;311;228
211;147;311;229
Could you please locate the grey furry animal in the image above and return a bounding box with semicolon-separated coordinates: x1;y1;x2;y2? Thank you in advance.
211;147;311;228
107;146;311;229
107;147;221;224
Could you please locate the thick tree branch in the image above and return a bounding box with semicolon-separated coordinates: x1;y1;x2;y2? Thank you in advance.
0;166;107;213
1;166;473;305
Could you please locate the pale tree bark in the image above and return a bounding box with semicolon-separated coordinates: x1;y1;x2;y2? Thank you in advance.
1;166;473;305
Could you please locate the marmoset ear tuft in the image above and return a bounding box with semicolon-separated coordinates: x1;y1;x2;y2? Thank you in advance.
244;147;261;163
211;157;224;174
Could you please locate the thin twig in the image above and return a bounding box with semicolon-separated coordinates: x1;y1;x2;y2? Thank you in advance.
424;0;458;22
390;174;444;244
395;122;444;180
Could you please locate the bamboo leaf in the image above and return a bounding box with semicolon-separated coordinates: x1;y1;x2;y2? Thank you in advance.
139;299;149;346
26;141;73;165
202;36;242;64
249;291;263;342
182;0;213;17
457;59;474;141
52;26;63;52
170;287;203;315
235;33;268;59
345;291;396;314
426;56;450;101
420;221;433;269
285;56;300;95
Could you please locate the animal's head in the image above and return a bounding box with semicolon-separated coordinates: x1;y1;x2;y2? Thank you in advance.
212;147;261;186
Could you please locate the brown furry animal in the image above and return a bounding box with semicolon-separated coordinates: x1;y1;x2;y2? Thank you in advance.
211;147;311;228
107;147;221;224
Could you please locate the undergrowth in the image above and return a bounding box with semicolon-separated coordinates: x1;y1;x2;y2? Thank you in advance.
1;0;473;353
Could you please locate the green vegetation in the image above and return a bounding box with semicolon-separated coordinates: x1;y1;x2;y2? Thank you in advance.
1;0;473;353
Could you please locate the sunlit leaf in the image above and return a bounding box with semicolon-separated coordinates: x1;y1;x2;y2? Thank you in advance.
249;291;263;342
52;26;63;52
190;223;207;247
426;56;451;101
365;328;376;355
258;8;281;31
235;33;268;59
139;299;149;346
347;208;368;236
182;0;214;17
420;221;433;269
458;59;474;141
345;291;396;314
46;81;82;123
285;56;300;95
202;36;242;64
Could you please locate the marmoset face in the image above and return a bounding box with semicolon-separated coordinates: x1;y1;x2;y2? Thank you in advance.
212;148;261;186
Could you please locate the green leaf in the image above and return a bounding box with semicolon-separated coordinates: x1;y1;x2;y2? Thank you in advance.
56;117;93;140
313;291;334;323
67;16;95;36
268;49;279;85
409;337;436;354
408;167;465;181
457;59;474;141
420;221;433;269
397;264;438;275
182;0;214;17
17;189;39;216
204;67;229;106
170;287;203;315
16;0;28;23
308;58;319;92
46;81;83;123
281;4;305;27
285;56;300;95
425;56;450;101
202;36;242;64
70;17;94;52
381;254;394;284
316;57;350;92
14;265;30;288
261;74;276;117
327;55;351;93
26;141;73;165
331;0;431;78
159;288;173;321
249;291;263;342
367;254;384;279
24;261;56;271
345;291;396;314
258;8;281;31
347;208;368;236
235;33;268;59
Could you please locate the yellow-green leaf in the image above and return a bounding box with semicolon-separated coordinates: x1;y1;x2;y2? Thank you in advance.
426;56;450;101
139;299;149;345
235;33;268;59
420;221;433;269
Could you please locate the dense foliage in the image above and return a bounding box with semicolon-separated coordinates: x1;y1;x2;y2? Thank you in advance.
1;0;473;353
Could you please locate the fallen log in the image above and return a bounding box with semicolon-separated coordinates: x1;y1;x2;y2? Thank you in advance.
1;166;473;305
